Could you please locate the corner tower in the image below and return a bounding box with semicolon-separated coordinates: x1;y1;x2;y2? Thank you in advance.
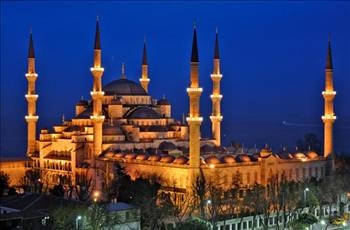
139;39;150;93
210;29;223;146
322;34;336;158
187;24;202;168
90;18;105;156
25;32;39;156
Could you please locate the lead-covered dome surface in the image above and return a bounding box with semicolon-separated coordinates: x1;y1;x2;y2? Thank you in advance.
104;79;147;96
126;106;162;119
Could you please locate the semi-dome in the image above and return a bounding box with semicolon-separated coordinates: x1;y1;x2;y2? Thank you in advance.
173;156;189;165
205;155;221;164
126;107;162;119
76;99;88;106
104;79;147;96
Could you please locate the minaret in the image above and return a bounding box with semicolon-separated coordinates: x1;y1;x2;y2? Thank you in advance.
140;39;150;93
186;24;203;168
25;32;39;156
90;18;105;156
210;29;223;146
322;34;336;158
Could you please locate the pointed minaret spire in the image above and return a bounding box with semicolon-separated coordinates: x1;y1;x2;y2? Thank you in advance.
142;37;147;65
326;33;333;70
94;16;101;50
121;63;126;79
191;22;199;63
214;27;220;59
25;30;39;156
322;33;336;160
140;37;150;93
210;28;223;146
28;32;35;58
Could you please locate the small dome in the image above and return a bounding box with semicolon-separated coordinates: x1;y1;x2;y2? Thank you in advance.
64;126;83;132
307;151;318;159
136;154;148;160
260;148;272;158
221;155;236;164
205;155;221;164
236;154;251;162
77;100;88;106
173;156;189;165
160;155;175;163
104;79;147;96
159;141;177;151
114;153;125;159
126;107;162;119
157;98;170;105
293;152;306;159
148;155;160;162
125;153;137;159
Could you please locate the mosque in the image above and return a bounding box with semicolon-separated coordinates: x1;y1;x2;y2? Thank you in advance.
2;19;336;197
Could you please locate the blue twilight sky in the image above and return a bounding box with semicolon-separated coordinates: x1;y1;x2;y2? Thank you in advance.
1;1;349;157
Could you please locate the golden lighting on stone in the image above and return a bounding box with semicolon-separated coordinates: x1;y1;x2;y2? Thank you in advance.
186;117;203;122
25;73;38;77
322;115;337;120
322;91;337;96
25;115;39;120
90;91;105;96
186;87;203;93
210;95;223;99
90;67;104;72
139;78;150;82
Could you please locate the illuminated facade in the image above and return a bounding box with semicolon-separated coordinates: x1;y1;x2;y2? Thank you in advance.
4;20;335;195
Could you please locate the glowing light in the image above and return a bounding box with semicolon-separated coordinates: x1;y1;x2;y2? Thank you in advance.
25;115;39;120
90;115;105;121
90;67;104;72
25;73;38;77
25;94;38;99
305;187;310;192
210;95;223;99
320;220;326;225
210;115;223;121
186;87;203;93
76;216;82;220
94;191;100;197
90;91;105;96
301;158;308;162
139;78;150;82
186;117;203;122
322;91;336;96
209;164;215;169
322;115;337;120
207;199;212;205
211;74;222;79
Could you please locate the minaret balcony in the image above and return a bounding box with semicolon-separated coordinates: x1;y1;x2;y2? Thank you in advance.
210;94;223;99
322;91;336;100
90;91;105;98
90;67;104;72
211;74;222;80
139;78;150;82
186;117;203;124
25;115;39;122
210;115;223;121
90;115;105;122
25;73;38;81
322;115;337;122
25;94;39;102
187;87;203;96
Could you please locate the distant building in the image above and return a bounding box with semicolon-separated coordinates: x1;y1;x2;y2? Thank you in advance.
1;20;336;198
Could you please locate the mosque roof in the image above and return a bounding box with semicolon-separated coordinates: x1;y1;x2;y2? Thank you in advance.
103;123;124;135
104;79;147;96
125;106;162;119
157;98;170;105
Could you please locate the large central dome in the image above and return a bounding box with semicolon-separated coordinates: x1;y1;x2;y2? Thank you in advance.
104;79;147;96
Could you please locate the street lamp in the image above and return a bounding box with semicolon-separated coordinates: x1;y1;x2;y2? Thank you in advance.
304;187;309;207
93;191;100;202
75;215;82;230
